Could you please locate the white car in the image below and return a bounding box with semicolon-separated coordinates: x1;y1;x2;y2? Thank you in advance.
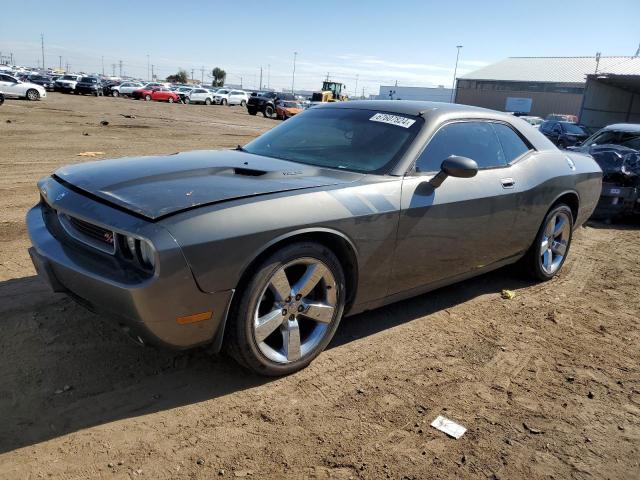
186;87;214;105
112;81;144;97
0;74;47;101
214;89;249;106
54;74;83;93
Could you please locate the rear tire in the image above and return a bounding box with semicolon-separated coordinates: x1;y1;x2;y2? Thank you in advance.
521;204;573;281
225;242;346;376
112;90;119;97
240;100;246;107
205;98;211;105
26;89;40;101
145;94;151;101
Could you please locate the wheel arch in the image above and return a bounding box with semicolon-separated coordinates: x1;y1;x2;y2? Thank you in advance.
549;190;580;224
210;228;359;353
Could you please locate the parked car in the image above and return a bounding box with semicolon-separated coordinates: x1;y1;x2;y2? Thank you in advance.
186;87;214;105
102;80;121;96
546;113;579;123
148;87;180;103
519;116;543;128
75;76;104;96
131;84;162;100
54;74;83;93
26;74;56;91
0;73;47;100
27;101;601;375
539;120;589;148
275;100;305;120
173;86;194;103
568;123;640;219
214;89;249;106
112;81;144;97
247;91;296;117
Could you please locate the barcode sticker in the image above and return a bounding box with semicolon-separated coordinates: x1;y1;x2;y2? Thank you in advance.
370;113;416;128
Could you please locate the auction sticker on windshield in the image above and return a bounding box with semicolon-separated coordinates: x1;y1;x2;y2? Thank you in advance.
370;113;416;128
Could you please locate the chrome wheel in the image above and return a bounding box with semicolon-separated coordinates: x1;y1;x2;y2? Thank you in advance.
253;258;337;364
26;89;39;101
540;211;570;275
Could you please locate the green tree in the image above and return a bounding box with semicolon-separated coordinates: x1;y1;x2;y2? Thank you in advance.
166;69;189;84
211;67;226;87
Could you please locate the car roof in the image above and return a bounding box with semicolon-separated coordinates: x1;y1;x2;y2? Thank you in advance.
603;123;640;132
317;100;500;117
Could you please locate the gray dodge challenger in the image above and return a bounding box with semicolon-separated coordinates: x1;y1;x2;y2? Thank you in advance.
27;101;602;375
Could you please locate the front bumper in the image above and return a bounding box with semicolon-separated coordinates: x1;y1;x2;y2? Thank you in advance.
76;86;98;94
26;179;234;350
54;84;74;92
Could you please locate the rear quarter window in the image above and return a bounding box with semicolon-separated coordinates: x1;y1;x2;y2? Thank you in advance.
492;123;531;162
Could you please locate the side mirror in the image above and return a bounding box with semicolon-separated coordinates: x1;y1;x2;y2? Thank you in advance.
429;156;478;188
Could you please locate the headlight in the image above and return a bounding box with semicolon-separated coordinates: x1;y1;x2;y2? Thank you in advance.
119;234;156;270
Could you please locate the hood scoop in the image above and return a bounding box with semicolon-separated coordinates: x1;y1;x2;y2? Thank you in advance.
233;167;266;176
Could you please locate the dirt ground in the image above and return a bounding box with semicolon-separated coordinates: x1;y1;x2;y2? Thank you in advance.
0;93;638;480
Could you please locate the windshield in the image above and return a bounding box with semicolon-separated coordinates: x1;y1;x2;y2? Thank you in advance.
585;129;640;150
62;75;76;80
561;123;586;135
80;77;96;83
217;89;229;94
243;108;423;174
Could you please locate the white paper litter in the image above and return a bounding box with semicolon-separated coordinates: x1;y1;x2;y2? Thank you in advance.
430;415;467;439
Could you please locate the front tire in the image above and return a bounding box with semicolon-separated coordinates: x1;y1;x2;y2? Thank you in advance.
226;242;346;376
168;97;174;103
264;104;275;118
26;89;40;101
521;204;573;281
240;100;246;107
112;90;119;97
222;98;228;106
247;107;257;115
205;98;211;105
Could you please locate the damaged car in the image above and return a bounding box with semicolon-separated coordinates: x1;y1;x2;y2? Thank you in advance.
27;101;602;375
568;123;640;219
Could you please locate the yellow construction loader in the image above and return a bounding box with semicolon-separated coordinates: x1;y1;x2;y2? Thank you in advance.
311;81;348;102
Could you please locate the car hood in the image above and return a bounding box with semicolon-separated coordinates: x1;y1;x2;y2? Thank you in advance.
53;150;362;220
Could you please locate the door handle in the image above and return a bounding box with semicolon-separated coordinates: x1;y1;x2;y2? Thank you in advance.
500;178;515;189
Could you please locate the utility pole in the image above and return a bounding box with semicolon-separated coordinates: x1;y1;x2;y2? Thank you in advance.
267;64;270;90
146;54;150;81
66;62;70;72
40;33;45;70
191;69;195;83
595;52;601;74
59;56;62;69
240;76;243;88
635;42;640;57
362;87;365;100
354;74;358;98
151;64;155;80
200;66;205;84
326;72;330;81
450;45;462;103
111;63;116;76
101;56;104;76
291;51;298;93
118;60;123;77
259;66;263;90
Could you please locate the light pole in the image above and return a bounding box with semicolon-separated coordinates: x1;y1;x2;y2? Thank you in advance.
291;51;298;94
146;54;150;82
450;45;462;103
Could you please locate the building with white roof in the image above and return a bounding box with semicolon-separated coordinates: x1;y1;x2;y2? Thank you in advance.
454;56;640;121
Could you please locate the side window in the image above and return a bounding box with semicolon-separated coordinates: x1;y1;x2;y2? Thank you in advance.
492;123;530;162
416;121;506;172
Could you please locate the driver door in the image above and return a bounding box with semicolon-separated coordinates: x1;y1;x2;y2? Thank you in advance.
390;120;529;295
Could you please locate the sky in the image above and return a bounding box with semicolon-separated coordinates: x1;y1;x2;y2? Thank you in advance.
1;0;639;95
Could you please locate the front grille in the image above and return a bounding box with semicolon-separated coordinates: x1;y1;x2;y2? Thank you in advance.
58;212;115;254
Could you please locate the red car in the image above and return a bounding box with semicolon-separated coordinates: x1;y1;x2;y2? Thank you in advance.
131;86;179;103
